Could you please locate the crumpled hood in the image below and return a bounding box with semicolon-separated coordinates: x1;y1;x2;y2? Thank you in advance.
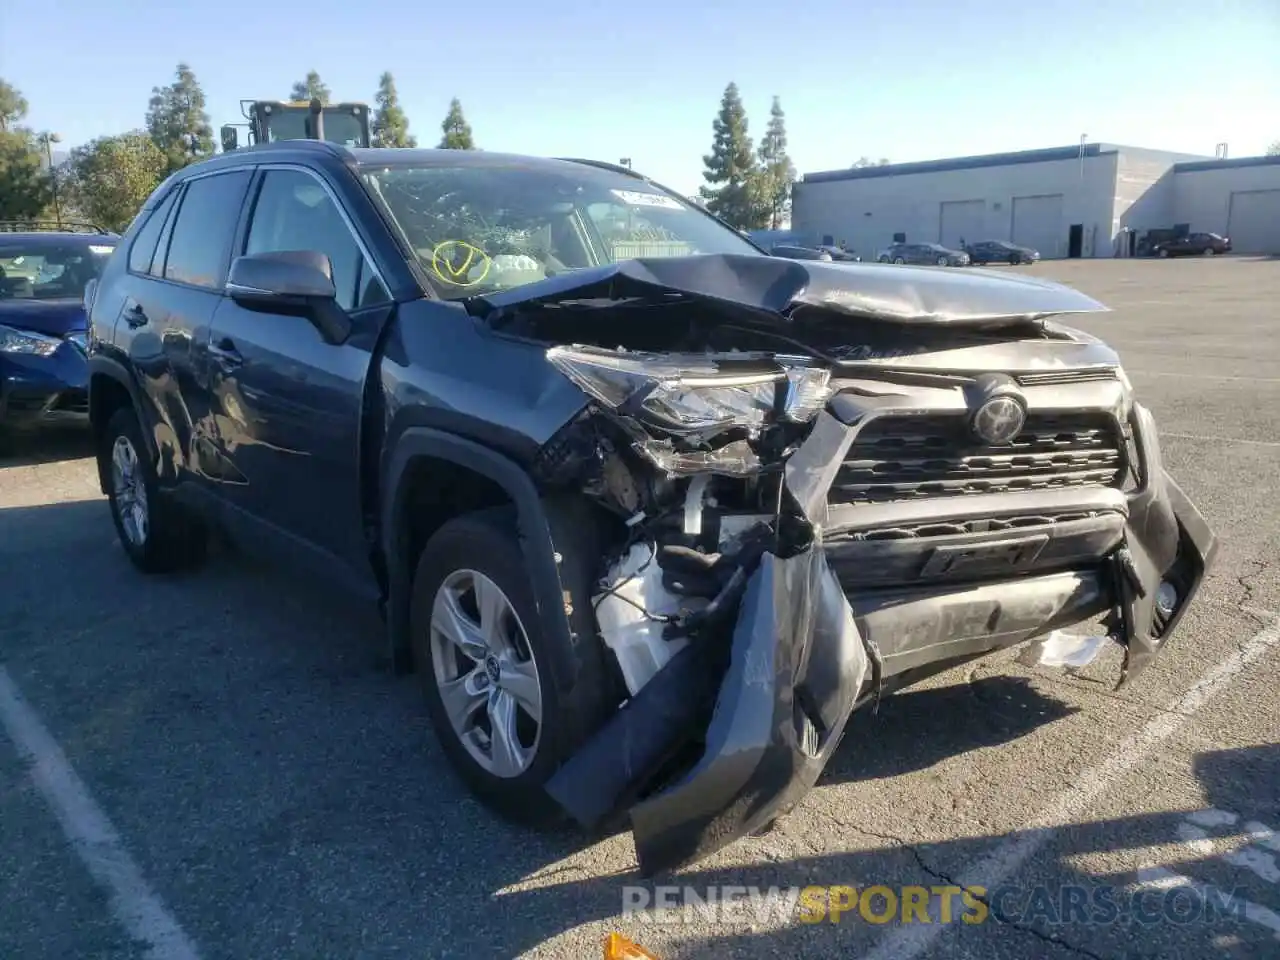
475;253;1109;328
0;299;87;337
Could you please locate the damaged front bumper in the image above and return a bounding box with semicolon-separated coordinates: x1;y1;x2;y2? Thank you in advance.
546;390;1217;876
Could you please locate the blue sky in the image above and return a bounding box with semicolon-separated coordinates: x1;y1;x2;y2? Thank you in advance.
5;0;1278;194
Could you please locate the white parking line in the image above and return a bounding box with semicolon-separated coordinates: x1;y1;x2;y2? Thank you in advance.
1134;866;1280;940
1129;371;1280;385
1161;433;1280;449
862;611;1280;960
0;667;201;960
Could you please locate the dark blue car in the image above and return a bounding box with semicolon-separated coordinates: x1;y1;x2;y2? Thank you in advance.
0;227;116;437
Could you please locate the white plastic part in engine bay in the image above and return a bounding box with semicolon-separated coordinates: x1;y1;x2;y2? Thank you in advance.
594;542;703;696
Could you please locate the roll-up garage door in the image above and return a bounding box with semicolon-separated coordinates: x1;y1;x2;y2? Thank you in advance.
939;200;986;249
1226;190;1280;254
1011;194;1065;258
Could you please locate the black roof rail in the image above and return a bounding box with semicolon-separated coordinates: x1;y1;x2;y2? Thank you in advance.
556;157;645;179
0;219;111;235
246;139;349;157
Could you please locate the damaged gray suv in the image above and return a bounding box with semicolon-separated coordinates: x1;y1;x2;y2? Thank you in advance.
87;143;1217;877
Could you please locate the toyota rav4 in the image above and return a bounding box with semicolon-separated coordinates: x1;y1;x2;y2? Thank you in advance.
87;143;1217;876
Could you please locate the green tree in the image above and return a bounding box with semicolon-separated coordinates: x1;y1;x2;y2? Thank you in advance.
699;82;764;229
146;63;214;173
371;72;416;148
438;98;475;149
65;132;167;233
0;78;52;219
290;71;331;104
0;78;29;133
756;96;796;230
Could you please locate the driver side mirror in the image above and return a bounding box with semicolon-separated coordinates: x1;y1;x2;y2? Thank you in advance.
226;250;352;345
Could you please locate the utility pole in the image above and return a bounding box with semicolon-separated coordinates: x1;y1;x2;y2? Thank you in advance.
38;132;63;228
1078;133;1087;181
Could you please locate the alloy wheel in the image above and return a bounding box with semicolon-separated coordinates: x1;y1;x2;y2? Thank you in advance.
110;435;149;546
429;569;542;778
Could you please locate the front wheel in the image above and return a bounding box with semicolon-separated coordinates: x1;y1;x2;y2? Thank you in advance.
1158;248;1171;258
410;505;618;825
1202;247;1215;256
893;257;906;264
936;256;948;266
102;407;206;573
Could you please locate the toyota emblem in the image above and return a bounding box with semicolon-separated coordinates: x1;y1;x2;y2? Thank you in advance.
971;395;1026;445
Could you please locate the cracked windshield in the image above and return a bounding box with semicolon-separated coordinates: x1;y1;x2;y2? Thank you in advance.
363;162;760;297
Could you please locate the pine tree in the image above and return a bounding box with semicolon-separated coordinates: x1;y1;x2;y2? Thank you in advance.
290;71;331;104
699;83;763;229
438;98;475;150
756;96;796;230
145;63;214;173
371;72;416;148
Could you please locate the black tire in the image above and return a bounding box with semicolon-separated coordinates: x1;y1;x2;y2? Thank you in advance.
102;407;206;573
1009;255;1020;265
893;257;906;265
410;503;619;825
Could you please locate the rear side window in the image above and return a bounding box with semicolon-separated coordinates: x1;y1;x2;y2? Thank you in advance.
164;170;252;289
127;190;178;275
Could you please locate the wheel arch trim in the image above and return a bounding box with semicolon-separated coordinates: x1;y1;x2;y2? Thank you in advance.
381;427;576;683
88;355;160;492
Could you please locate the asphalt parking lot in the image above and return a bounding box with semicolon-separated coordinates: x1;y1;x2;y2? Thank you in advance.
2;256;1278;960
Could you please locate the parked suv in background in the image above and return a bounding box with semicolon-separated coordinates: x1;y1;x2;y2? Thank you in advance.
965;239;1040;265
877;241;970;266
87;142;1216;877
1152;232;1231;258
1;222;116;442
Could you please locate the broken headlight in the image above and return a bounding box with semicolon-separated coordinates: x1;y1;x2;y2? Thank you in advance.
547;345;832;439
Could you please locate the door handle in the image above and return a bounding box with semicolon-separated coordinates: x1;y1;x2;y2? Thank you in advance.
210;337;244;368
124;301;148;329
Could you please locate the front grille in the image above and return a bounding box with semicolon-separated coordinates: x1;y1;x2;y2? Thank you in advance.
1016;369;1118;387
838;510;1100;542
830;411;1124;504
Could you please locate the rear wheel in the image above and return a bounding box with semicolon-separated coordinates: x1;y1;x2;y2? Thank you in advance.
1202;247;1215;256
410;505;617;824
102;407;206;573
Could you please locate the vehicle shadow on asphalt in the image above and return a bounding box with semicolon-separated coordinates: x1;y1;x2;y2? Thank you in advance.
1;498;1274;959
0;430;95;468
821;675;1081;785
499;743;1280;959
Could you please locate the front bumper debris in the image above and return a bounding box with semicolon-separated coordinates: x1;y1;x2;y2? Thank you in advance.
546;392;1216;876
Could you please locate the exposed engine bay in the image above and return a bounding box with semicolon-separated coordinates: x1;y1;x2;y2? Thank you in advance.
474;256;1219;877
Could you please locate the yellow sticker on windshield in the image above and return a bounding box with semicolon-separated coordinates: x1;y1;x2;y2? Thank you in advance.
430;240;491;287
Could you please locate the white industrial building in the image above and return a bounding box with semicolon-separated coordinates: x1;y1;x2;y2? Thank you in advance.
791;144;1280;259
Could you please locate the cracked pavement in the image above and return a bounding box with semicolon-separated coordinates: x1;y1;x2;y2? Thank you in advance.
1;257;1278;960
